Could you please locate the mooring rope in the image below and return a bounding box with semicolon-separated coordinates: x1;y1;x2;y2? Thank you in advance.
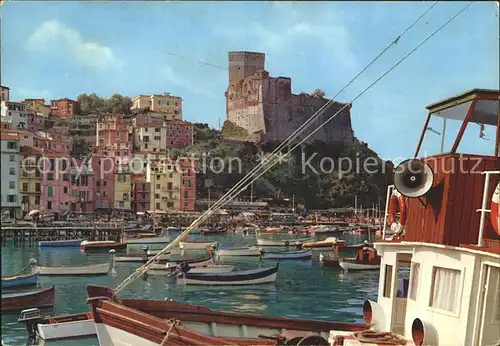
355;330;408;345
161;318;179;345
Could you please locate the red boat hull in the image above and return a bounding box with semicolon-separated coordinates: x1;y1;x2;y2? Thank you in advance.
1;286;55;312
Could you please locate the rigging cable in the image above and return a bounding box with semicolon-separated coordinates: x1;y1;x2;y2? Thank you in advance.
115;1;472;293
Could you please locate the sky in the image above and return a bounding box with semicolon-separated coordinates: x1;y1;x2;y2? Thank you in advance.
1;1;499;161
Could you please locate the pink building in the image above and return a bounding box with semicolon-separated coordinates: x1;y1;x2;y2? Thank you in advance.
92;155;115;211
27;112;45;133
166;120;193;149
69;157;94;214
132;176;150;213
41;152;71;218
178;159;196;212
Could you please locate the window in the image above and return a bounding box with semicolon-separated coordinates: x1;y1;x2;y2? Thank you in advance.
156;202;160;209
383;265;393;298
429;267;461;314
9;154;15;162
47;186;54;197
47;201;52;209
9;181;15;189
409;263;420;300
63;187;68;194
7;141;17;150
7;195;16;203
22;183;28;192
9;167;15;175
35;196;40;205
35;183;41;192
47;173;54;181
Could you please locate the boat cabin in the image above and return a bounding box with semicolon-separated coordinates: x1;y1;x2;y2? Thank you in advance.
368;89;500;345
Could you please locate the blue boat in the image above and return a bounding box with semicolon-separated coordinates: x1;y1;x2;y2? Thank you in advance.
1;272;39;289
38;239;84;248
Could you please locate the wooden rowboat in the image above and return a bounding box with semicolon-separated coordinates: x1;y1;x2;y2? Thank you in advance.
32;262;111;276
148;264;235;275
338;248;381;272
80;240;127;251
1;272;39;289
37;312;96;340
301;237;346;249
319;252;340;268
216;246;262;257
178;265;279;286
179;240;218;250
261;249;312;260
86;285;369;345
38;239;85;248
1;286;55;312
256;237;313;247
149;254;214;269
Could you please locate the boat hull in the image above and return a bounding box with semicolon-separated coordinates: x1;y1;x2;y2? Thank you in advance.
338;260;380;271
1;272;39;288
319;253;340;268
39;239;84;248
180;266;279;286
179;241;218;250
125;237;170;245
148;265;234;275
256;237;313;247
216;247;262;257
38;313;95;340
149;257;213;270
80;241;127;251
34;263;110;276
1;286;55;312
95;323;158;346
262;250;312;260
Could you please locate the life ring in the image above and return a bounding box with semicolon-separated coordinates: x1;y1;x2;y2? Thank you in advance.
387;190;407;226
491;182;499;236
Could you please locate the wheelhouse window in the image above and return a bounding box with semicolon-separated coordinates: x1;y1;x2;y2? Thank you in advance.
409;262;420;301
429;267;461;314
383;265;393;298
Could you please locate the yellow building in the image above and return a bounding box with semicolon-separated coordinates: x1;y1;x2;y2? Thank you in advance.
19;146;43;216
149;162;181;212
24;99;51;118
114;170;132;211
131;93;182;120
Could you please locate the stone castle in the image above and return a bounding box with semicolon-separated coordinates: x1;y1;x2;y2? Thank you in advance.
225;51;354;144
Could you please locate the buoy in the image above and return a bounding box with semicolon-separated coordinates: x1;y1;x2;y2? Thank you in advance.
491;183;499;235
387;190;407;227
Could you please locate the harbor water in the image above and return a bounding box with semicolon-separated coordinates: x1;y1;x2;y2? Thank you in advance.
1;232;378;346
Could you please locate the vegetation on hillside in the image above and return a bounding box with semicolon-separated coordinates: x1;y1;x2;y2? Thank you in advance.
220;120;249;139
77;93;132;115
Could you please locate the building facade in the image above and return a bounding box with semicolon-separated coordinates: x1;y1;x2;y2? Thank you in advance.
24;99;51;118
166;120;193;149
1;86;10;101
225;51;354;144
131;93;182;120
50;98;80;119
0;133;21;218
19;146;43;217
41;153;71;217
1;101;29;130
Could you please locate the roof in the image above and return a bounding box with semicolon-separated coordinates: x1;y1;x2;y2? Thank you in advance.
426;89;500;114
0;133;19;141
20;146;43;154
1;85;10;90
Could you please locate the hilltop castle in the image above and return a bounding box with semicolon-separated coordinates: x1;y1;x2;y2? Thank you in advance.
225;51;354;144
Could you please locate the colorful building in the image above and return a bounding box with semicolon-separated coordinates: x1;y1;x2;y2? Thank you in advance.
0;132;21;218
0;101;29;130
19;146;43;217
92;155;115;211
50;98;80;119
24;99;51;118
69;157;94;214
131;93;182;120
131;176;150;214
41;153;71;218
27;112;46;133
1;85;10;101
166;120;193;149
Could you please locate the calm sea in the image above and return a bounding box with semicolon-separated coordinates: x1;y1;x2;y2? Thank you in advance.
1;232;378;346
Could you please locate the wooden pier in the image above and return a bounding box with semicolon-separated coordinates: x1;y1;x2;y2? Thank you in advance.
1;225;123;245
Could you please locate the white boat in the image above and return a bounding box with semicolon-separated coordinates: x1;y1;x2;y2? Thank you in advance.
148;264;234;275
337;248;381;272
114;253;171;263
147;249;183;256
148;255;214;270
256;237;313;247
338;261;381;271
32;262;111;276
37;312;95;340
178;265;279;285
261;249;312;260
179;240;218;250
124;236;170;245
216;246;262;257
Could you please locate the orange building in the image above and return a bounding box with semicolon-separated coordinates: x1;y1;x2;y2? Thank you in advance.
50;98;80;118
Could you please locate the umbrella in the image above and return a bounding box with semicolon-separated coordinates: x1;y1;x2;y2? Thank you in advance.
28;210;41;216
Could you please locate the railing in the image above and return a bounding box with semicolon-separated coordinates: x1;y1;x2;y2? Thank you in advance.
382;184;395;239
476;170;500;247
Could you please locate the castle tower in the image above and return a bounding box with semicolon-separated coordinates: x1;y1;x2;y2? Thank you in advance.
228;51;265;82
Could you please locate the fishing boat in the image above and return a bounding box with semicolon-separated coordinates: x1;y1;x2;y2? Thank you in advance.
86;285;369;345
1;272;39;289
329;89;500;345
149;254;214;269
200;227;227;236
261;249;312;260
38;239;85;248
216;246;262;257
177;265;279;286
338;247;381;272
1;286;55;312
115;252;172;263
124;233;170;245
319;252;340;268
301;237;346;249
179;240;218;250
37;312;96;340
80;240;127;251
29;253;114;276
256;236;313;247
148;264;235;275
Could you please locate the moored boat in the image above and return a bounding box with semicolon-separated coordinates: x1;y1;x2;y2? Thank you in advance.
37;311;96;340
178;265;279;285
261;249;312;260
80;240;126;251
319;252;340;268
216;246;262;257
179;240;218;250
256;236;313;247
38;239;85;248
149;254;215;269
1;272;39;289
86;285;369;344
301;237;346;249
148;264;235;275
124;233;170;245
338;247;381;272
1;286;55;312
29;255;114;276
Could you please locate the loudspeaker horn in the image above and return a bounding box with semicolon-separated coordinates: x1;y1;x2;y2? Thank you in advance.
394;159;434;198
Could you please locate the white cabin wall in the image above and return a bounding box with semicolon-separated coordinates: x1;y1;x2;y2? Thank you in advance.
404;247;477;345
377;249;398;331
